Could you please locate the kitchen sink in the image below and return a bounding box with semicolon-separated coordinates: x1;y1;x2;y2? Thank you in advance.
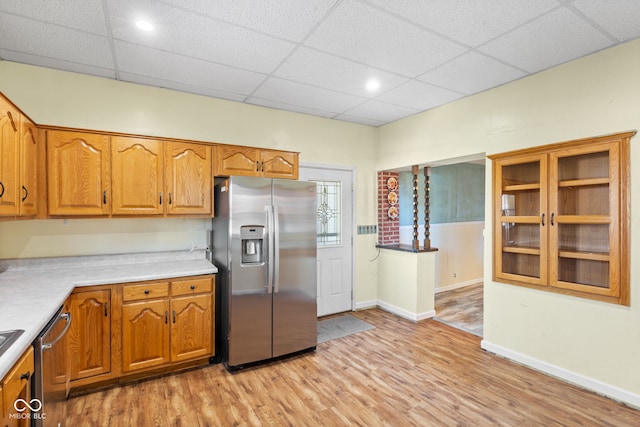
0;329;24;358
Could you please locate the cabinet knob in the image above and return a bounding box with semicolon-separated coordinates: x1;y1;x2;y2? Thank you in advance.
22;185;28;202
0;181;4;198
20;371;30;381
144;289;150;295
190;285;196;290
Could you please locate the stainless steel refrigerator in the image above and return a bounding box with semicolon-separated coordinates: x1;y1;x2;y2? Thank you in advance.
213;176;317;369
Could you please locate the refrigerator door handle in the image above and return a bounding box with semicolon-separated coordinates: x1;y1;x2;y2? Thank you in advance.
273;205;280;293
266;205;274;294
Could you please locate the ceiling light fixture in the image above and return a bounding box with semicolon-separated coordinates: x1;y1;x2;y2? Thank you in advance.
366;78;380;92
136;20;154;31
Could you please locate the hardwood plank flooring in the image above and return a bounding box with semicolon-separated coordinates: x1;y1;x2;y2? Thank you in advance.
434;282;483;336
66;308;639;426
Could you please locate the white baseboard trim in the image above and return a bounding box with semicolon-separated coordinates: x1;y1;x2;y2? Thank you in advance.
435;278;483;293
481;340;640;409
376;300;435;322
354;300;378;311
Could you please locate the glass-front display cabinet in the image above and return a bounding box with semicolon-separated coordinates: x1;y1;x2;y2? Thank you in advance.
491;131;633;305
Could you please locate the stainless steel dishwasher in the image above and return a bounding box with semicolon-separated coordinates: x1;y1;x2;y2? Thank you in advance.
33;306;72;427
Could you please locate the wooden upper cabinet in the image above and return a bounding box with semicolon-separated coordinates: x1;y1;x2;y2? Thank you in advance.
165;142;212;216
215;145;299;179
47;130;111;216
0;97;20;216
215;145;260;177
111;136;164;215
491;131;633;305
19;116;38;216
262;150;298;179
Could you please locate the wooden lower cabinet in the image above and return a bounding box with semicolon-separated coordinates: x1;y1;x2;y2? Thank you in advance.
67;288;112;382
121;276;214;374
1;347;34;427
66;275;214;391
122;299;171;372
171;293;213;362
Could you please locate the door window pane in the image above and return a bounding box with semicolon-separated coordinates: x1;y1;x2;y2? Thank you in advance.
313;180;341;246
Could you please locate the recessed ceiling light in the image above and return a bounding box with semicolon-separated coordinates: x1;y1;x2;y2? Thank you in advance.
136;20;154;31
366;78;380;92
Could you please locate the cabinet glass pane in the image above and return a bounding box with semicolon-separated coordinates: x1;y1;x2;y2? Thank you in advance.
558;151;608;181
502;253;540;278
502;161;540;186
558;224;609;253
558;258;609;289
503;190;539;216
502;223;539;248
557;185;609;215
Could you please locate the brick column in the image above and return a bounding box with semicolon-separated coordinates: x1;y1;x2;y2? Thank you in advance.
378;171;400;245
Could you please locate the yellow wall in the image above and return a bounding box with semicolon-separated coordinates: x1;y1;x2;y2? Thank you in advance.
2;37;640;403
378;39;640;403
0;61;379;303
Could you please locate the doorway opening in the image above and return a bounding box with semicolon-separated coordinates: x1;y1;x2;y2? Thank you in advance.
392;155;486;336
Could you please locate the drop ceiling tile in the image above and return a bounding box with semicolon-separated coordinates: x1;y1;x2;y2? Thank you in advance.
0;0;108;35
418;51;527;95
368;0;560;47
0;12;113;68
119;72;248;102
274;47;408;97
343;100;420;123
375;80;463;111
0;49;115;79
332;114;387;127
251;77;367;113
305;0;467;76
161;0;338;42
571;0;640;41
478;7;614;73
245;97;337;119
108;0;296;74
115;41;267;96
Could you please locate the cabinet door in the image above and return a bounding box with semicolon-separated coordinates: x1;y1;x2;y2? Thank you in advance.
261;150;298;179
122;299;170;372
548;142;621;299
0;98;20;216
493;154;548;286
47;130;111;216
68;289;111;380
165;142;212;215
112;137;164;215
170;294;213;362
215;145;260;177
2;347;34;427
19;116;38;216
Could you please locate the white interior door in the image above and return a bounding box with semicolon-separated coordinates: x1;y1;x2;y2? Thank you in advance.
299;165;354;317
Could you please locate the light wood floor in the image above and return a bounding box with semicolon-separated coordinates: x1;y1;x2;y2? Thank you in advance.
66;308;639;426
434;283;483;336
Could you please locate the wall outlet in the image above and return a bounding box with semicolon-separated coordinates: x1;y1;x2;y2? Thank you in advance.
453;273;457;278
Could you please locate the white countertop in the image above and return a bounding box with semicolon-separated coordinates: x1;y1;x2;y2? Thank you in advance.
0;250;217;379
